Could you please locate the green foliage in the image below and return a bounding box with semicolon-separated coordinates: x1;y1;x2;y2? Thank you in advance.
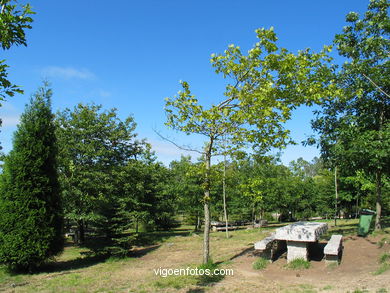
0;0;34;100
56;104;145;244
56;103;176;255
0;83;63;271
165;28;337;263
252;257;268;270
311;0;390;227
285;258;311;270
168;156;203;229
165;28;337;156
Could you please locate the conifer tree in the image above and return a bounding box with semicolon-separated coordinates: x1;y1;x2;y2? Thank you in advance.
0;83;63;271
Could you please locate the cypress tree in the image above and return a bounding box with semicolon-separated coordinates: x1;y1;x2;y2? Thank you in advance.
0;83;63;272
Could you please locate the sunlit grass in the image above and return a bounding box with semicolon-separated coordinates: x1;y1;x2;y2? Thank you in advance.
285;258;311;270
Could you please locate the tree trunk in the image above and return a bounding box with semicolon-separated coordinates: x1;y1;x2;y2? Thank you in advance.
375;101;385;230
375;170;382;230
196;213;201;231
334;166;338;227
222;150;229;239
203;144;212;264
77;219;85;244
203;200;210;264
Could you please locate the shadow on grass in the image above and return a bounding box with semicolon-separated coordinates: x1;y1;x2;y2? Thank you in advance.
34;233;165;275
40;254;108;274
135;230;192;246
326;227;357;237
196;261;225;287
186;288;205;293
227;247;254;262
128;245;161;258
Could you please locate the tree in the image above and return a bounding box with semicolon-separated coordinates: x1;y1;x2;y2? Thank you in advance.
311;0;389;229
56;104;145;245
0;0;34;101
165;27;336;263
0;83;63;271
168;156;203;231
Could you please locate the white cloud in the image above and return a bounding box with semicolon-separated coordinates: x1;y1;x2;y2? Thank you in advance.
1;114;20;127
0;102;21;128
41;66;96;80
98;90;112;98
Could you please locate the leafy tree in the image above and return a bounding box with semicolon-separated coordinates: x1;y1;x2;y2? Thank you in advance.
168;156;203;230
311;0;389;229
0;0;34;101
56;104;144;244
0;84;63;271
165;27;336;263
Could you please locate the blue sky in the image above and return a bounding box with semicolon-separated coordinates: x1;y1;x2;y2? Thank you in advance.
1;0;369;165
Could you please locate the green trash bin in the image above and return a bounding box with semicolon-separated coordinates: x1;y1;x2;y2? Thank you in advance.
357;209;376;236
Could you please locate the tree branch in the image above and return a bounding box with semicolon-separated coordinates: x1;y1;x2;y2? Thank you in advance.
362;73;390;98
216;69;251;109
153;129;204;155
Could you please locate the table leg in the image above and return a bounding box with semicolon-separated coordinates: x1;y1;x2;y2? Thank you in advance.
287;241;308;262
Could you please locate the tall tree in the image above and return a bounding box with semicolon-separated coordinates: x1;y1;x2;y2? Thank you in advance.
165;27;336;263
56;104;146;244
311;0;389;229
0;83;63;271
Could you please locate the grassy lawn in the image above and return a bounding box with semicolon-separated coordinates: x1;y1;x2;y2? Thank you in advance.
0;218;388;292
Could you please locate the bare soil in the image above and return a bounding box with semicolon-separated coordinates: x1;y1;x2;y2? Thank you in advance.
214;234;390;293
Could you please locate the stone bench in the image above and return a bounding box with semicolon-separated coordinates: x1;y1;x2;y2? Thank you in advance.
254;233;286;262
213;226;237;232
324;234;343;264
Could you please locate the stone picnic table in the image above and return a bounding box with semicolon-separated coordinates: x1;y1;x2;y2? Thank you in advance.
274;221;328;262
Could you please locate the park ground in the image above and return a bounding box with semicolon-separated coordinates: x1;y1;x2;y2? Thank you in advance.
0;218;389;293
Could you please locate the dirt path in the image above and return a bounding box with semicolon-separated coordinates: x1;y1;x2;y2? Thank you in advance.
212;235;390;292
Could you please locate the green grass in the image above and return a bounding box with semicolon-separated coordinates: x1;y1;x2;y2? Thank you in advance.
197;259;225;285
379;252;390;264
373;263;390;275
373;252;390;275
285;258;311;270
152;260;227;290
154;275;197;290
377;236;389;248
252;257;268;270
